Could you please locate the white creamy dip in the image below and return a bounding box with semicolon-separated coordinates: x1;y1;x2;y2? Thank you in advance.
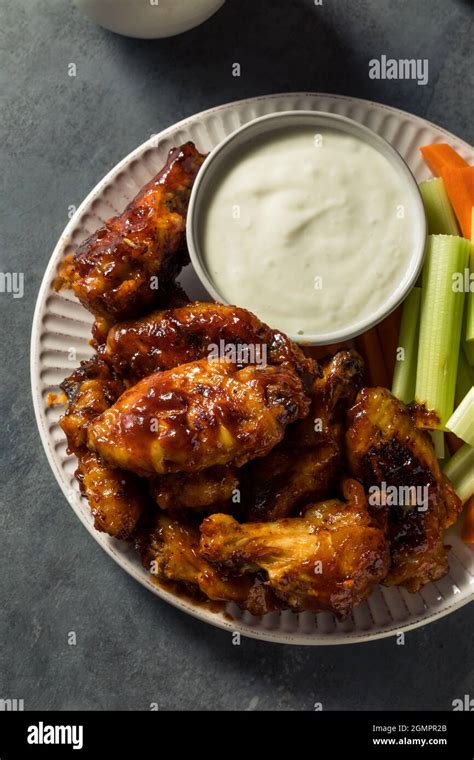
200;127;418;339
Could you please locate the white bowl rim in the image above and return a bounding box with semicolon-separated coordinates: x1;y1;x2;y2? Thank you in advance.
186;109;427;345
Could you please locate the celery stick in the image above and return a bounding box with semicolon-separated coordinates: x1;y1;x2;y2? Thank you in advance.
415;235;470;428
463;338;474;366
430;430;445;459
443;443;474;503
455;346;474;405
446;386;474;446
392;287;421;404
419;178;459;235
468;290;474;342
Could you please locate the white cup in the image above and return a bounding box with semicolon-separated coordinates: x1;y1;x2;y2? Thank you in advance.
74;0;226;39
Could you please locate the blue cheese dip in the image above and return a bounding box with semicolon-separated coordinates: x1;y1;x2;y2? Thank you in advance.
199;127;418;339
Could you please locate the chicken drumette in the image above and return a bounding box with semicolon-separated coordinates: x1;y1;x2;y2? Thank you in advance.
346;387;462;591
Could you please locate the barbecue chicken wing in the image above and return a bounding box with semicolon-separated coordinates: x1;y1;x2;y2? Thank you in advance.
346;387;462;591
241;350;364;521
56;143;205;321
105;301;315;384
87;359;310;476
200;479;389;616
240;442;341;522
139;514;253;604
60;357;146;538
150;466;239;512
75;450;146;539
92;280;190;353
60;357;124;453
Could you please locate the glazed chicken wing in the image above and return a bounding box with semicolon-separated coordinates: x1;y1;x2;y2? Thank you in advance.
92;280;190;353
60;357;124;453
241;350;364;521
60;357;146;538
139;513;253;604
346;387;462;591
105;301;315;384
56;143;205;321
200;479;389;617
75;450;145;539
150;466;239;512
241;442;341;522
87;359;310;476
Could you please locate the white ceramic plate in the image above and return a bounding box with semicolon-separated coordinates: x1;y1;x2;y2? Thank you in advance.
31;93;474;644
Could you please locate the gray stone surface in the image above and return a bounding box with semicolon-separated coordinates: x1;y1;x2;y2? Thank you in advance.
1;0;473;711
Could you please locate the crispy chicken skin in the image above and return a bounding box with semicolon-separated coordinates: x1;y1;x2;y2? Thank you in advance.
241;350;364;521
105;301;315;384
241;442;341;522
60;357;124;452
150;466;239;512
56;143;205;321
87;359;310;476
140;514;253;604
59;357;146;538
200;479;389;617
76;450;145;539
309;350;365;441
346;387;462;591
92;281;190;354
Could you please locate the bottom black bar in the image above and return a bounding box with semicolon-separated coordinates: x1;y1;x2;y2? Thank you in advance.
0;711;472;757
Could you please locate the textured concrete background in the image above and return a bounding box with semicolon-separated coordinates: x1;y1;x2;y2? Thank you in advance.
1;0;473;711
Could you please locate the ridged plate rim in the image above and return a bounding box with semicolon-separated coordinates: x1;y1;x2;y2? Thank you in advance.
31;92;474;645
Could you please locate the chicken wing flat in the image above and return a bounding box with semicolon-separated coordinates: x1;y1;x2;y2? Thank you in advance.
105;301;315;384
87;359;310;476
150;466;239;512
200;479;389;617
55;143;205;321
60;357;146;538
346;387;462;591
139;513;253;604
241;350;364;521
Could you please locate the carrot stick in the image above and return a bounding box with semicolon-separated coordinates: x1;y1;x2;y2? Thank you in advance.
461;496;474;544
420;143;469;177
376;306;402;380
355;328;389;387
440;166;474;239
